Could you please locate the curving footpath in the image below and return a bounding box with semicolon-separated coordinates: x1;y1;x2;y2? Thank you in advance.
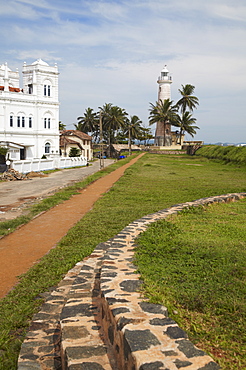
18;192;246;369
0;155;143;298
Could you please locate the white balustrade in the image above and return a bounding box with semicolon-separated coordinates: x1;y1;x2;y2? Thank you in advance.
11;156;87;173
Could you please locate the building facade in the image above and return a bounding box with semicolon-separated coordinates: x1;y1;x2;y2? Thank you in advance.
60;130;93;160
0;59;59;160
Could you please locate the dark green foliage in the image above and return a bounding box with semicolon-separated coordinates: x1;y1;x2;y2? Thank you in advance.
0;147;8;156
69;147;81;157
196;145;246;165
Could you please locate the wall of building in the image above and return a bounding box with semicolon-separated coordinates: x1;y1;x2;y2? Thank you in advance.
0;60;60;159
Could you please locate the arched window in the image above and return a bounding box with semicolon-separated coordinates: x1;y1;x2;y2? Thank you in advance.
10;115;14;127
43;79;52;97
45;142;51;154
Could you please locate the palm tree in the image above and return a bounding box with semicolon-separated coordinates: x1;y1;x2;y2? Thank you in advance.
149;99;178;146
99;103;127;146
59;121;66;130
176;84;199;115
76;107;99;141
124;115;142;155
174;111;199;144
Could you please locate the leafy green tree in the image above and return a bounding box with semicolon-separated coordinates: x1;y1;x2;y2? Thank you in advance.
59;122;66;130
124;115;142;155
174;111;199;144
176;84;199;115
174;84;199;143
99;103;128;146
149;99;178;146
136;127;153;145
0;146;8;157
76;107;99;142
69;147;81;157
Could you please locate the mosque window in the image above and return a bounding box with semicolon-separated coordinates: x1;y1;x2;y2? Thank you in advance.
44;84;51;96
10;115;13;127
28;84;33;94
45;142;51;154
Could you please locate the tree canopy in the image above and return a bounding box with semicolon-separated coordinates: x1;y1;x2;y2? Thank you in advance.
76;104;146;147
149;84;200;143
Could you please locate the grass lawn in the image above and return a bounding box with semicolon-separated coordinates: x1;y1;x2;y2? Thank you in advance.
135;200;246;370
0;153;246;369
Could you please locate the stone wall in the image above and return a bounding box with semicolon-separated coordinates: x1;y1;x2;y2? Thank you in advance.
18;192;246;369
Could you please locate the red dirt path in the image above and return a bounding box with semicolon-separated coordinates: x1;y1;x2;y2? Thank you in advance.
0;154;144;298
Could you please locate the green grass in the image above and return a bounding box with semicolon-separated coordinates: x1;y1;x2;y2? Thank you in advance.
135;200;246;369
0;153;246;369
196;145;246;165
0;156;136;237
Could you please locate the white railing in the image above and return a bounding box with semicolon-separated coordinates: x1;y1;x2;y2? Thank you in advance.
11;156;88;173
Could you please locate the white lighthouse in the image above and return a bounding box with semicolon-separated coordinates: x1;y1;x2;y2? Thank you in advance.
155;65;172;146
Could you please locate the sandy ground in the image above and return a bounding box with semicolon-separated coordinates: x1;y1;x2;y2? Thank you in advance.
0;154;144;298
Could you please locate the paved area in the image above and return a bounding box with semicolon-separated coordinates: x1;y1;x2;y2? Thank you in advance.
0;159;114;220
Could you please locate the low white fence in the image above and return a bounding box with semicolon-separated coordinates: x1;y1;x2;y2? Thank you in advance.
11;156;88;174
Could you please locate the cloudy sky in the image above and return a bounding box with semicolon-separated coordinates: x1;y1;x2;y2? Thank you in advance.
1;0;246;143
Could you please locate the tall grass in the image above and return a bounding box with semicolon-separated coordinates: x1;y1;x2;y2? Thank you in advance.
196;145;246;165
0;153;246;369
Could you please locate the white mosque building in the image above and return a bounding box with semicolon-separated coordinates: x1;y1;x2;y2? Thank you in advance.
0;59;60;160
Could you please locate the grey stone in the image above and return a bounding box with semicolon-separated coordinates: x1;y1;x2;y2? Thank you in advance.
37;345;54;354
124;329;160;351
111;307;130;316
162;350;178;356
19;353;39;361
120;280;142;292
18;362;42;369
106;297;129;305
177;339;205;358
68;363;105;370
95;242;110;250
101;272;117;278
81;265;93;270
65;345;107;359
166;326;188;339
61;303;94;320
103;265;117;269
62;326;89;340
139;302;168;315
41;303;61;314
32;312;58;321
139;362;167;370
174;359;192;368
198;362;221;370
150;318;176;326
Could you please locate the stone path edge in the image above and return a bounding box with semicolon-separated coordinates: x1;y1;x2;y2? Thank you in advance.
18;192;246;370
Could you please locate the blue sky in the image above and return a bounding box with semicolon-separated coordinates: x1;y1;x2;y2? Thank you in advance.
1;0;246;143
